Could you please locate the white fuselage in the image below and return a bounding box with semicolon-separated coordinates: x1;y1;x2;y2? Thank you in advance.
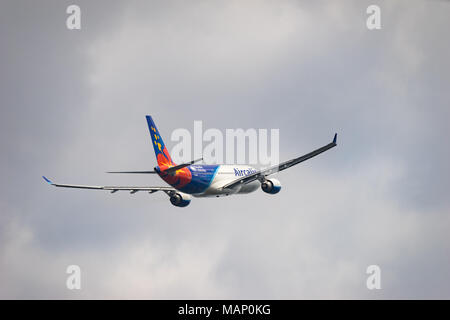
194;165;260;198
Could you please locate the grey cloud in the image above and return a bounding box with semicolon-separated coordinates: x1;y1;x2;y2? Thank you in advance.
0;0;449;299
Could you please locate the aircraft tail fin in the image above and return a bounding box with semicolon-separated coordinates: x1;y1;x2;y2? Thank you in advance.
146;115;175;167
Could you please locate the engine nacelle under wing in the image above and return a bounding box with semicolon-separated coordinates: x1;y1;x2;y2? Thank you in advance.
170;192;192;207
261;178;282;194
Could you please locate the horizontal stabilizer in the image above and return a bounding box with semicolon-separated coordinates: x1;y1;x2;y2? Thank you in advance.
107;158;202;175
162;158;203;174
107;170;156;174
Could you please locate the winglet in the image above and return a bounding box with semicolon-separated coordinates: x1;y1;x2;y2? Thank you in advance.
333;133;337;145
42;176;53;184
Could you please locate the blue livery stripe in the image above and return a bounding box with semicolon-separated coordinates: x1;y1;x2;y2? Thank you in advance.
179;165;220;194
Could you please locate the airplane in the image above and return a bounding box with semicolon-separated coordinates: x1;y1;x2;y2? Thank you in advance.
43;116;337;207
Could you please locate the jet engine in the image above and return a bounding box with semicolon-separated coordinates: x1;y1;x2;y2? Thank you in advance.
170;192;192;207
261;178;282;194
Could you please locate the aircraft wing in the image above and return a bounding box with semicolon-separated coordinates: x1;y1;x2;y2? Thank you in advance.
221;133;337;190
42;176;176;195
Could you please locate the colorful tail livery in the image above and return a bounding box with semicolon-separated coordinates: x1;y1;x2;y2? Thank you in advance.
146;115;174;168
43;116;337;207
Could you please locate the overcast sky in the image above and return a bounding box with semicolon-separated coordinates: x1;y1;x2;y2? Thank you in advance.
1;0;449;299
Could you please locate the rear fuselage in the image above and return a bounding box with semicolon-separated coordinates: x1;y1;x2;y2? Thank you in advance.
156;164;260;197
